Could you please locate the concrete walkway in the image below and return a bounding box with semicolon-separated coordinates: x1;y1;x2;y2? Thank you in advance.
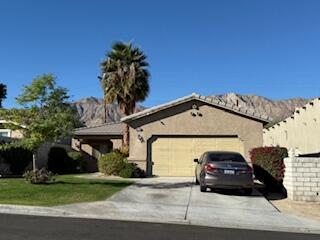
1;177;320;234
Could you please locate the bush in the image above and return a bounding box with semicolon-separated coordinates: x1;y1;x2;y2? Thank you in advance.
67;151;87;173
250;146;288;189
119;163;145;178
47;147;78;174
118;147;129;157
23;168;55;184
0;146;32;175
98;151;127;175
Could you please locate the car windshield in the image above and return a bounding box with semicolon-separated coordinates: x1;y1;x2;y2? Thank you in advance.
207;153;245;162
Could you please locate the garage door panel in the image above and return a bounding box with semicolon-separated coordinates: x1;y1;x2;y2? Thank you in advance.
152;137;244;177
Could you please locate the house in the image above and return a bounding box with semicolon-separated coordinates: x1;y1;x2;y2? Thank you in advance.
264;98;320;202
263;98;320;156
0;120;24;140
72;123;124;171
73;93;270;176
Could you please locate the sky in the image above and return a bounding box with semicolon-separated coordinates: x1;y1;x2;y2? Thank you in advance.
1;0;320;108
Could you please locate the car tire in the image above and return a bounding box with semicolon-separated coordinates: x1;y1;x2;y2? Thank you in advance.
200;184;207;192
244;188;253;196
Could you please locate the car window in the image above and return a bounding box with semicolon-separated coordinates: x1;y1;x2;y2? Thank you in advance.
207;153;246;162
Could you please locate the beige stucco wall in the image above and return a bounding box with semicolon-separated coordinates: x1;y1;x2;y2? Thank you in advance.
10;129;24;138
71;138;123;156
263;98;320;155
36;142;72;169
127;100;264;171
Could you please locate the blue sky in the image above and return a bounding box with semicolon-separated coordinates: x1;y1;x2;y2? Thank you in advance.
1;0;320;108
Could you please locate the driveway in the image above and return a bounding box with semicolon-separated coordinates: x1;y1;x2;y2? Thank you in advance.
55;177;320;233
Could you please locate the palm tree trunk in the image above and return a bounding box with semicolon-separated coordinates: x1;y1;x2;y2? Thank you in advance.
123;124;130;148
104;101;107;123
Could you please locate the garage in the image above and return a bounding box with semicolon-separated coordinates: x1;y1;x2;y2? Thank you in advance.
121;93;270;176
151;136;244;176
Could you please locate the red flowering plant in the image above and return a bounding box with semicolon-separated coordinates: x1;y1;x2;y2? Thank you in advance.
250;147;288;185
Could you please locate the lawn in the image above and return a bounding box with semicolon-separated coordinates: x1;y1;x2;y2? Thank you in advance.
0;175;132;206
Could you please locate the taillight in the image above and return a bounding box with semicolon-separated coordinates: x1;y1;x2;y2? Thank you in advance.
204;163;218;173
238;165;253;174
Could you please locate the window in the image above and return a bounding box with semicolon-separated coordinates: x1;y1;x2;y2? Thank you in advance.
207;153;246;163
0;130;10;137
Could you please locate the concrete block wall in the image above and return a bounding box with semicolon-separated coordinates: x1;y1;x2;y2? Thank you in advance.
284;157;320;202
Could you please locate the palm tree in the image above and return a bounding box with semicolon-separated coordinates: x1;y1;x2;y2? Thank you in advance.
0;83;7;108
100;42;150;148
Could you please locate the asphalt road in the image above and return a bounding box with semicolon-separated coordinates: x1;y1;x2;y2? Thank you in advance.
0;213;318;240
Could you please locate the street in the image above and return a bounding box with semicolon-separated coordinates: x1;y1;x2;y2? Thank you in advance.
0;213;318;240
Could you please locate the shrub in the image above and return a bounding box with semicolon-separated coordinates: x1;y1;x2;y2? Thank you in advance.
23;168;55;184
98;151;126;175
67;151;87;173
47;147;78;174
0;146;32;175
118;147;129;157
119;163;145;178
250;146;288;189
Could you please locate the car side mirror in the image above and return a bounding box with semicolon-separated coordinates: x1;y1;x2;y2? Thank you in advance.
194;158;199;163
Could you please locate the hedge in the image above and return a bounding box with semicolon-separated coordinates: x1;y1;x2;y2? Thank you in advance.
0;146;32;175
250;146;288;189
47;147;84;174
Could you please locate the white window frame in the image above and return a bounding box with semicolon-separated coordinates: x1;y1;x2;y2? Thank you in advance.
0;129;11;137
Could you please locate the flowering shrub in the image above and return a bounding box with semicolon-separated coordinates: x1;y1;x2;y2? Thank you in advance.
250;146;288;186
23;168;55;184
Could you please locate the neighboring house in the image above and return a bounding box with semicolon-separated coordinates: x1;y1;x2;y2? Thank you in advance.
72;123;124;171
74;93;270;176
0;120;24;140
0;119;70;169
263;98;320;156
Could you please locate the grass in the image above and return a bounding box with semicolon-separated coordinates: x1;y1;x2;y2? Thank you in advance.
0;175;132;206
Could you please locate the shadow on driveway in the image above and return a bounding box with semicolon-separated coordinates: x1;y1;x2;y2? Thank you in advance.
135;181;193;189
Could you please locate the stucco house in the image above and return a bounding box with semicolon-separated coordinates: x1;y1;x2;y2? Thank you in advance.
263;97;320;156
0;120;24;140
73;93;270;176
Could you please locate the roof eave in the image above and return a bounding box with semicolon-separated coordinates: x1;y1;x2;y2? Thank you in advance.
121;93;271;124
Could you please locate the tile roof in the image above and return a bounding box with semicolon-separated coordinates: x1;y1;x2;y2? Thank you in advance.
74;122;124;136
121;93;271;124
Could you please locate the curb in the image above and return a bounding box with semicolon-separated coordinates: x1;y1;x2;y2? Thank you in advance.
0;204;319;234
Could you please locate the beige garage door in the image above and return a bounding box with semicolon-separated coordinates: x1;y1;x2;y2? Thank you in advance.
152;137;244;176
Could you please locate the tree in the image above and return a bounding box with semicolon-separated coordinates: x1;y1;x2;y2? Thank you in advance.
100;42;150;148
0;74;80;170
0;83;7;108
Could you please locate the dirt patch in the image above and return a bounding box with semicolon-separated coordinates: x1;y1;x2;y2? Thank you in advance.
271;198;320;223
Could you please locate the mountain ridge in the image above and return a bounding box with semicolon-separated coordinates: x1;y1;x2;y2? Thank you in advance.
72;93;309;127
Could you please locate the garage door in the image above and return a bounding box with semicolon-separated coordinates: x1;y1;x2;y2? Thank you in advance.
152;137;244;176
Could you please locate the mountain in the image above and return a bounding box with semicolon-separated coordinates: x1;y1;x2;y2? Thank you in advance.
72;97;145;127
73;93;309;127
211;93;309;124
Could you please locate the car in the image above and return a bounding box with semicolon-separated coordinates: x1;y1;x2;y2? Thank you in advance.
194;151;254;195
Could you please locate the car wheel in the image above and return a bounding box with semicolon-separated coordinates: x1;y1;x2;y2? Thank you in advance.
200;183;207;192
244;188;253;196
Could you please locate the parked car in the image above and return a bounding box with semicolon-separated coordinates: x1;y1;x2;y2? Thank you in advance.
194;151;254;194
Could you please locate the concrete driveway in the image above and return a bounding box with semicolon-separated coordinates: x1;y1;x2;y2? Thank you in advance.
55;177;320;233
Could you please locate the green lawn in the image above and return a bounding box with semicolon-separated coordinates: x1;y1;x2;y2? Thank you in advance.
0;175;132;206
